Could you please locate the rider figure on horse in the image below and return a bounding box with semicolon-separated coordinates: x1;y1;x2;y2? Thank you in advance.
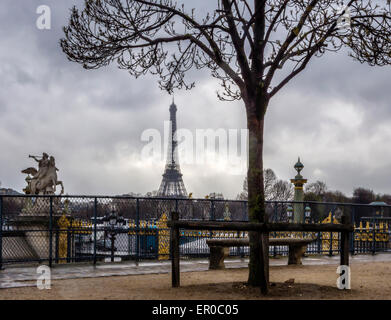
30;153;50;182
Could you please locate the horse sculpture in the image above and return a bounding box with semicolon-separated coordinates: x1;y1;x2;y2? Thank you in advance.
22;154;64;195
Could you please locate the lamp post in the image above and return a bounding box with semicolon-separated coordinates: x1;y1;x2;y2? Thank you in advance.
290;157;308;223
305;205;312;223
103;205;126;262
287;204;294;223
223;203;231;221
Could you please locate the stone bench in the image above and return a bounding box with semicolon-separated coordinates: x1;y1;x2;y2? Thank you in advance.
206;238;314;269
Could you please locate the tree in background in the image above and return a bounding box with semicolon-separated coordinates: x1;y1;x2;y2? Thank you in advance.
379;194;391;205
352;187;375;204
352;187;376;219
236;177;249;201
304;181;351;221
305;181;350;202
304;180;327;203
145;190;158;197
323;190;350;203
237;169;293;201
306;181;327;197
61;0;391;292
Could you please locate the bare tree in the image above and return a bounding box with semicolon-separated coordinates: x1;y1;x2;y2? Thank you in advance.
236;177;249;200
306;180;328;197
237;169;293;201
379;194;391;205
264;168;276;198
270;180;293;201
61;0;391;292
353;187;375;204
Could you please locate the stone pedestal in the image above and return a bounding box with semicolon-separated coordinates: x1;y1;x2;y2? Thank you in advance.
209;246;229;270
287;244;307;265
11;198;66;261
292;185;306;223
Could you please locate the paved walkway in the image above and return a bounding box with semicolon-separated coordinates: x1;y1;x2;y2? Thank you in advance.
1;254;391;289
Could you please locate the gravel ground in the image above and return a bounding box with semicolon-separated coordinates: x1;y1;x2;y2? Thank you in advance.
0;261;390;300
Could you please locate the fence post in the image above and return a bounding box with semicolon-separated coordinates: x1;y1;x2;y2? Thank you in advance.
0;196;3;270
93;197;97;265
170;211;180;287
155;228;159;259
317;229;321;254
240;201;247;257
136;198;140;262
211;200;215;221
49;196;53;268
372;217;376;255
329;209;334;256
55;230;59;264
71;219;75;262
350;207;355;255
67;225;71;263
340;214;350;267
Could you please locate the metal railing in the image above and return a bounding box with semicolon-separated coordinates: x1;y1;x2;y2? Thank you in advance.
0;194;390;267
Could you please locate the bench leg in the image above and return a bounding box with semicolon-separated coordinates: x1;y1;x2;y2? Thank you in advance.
209;246;229;270
288;245;306;265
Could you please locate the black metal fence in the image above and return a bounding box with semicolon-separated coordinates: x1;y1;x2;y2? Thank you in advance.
0;195;390;267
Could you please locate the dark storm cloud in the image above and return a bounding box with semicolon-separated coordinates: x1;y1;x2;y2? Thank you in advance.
0;1;390;199
264;49;391;195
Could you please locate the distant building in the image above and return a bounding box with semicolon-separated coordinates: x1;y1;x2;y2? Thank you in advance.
207;192;224;200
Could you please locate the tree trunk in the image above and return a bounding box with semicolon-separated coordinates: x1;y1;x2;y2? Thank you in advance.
246;97;269;294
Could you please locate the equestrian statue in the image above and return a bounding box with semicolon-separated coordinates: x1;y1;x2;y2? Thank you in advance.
21;153;64;195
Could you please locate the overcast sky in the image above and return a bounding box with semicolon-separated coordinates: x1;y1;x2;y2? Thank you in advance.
0;1;390;199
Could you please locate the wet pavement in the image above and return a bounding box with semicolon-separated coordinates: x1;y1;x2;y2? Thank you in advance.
1;253;391;289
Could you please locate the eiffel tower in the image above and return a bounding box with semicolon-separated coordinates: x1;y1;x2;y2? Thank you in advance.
157;100;188;198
